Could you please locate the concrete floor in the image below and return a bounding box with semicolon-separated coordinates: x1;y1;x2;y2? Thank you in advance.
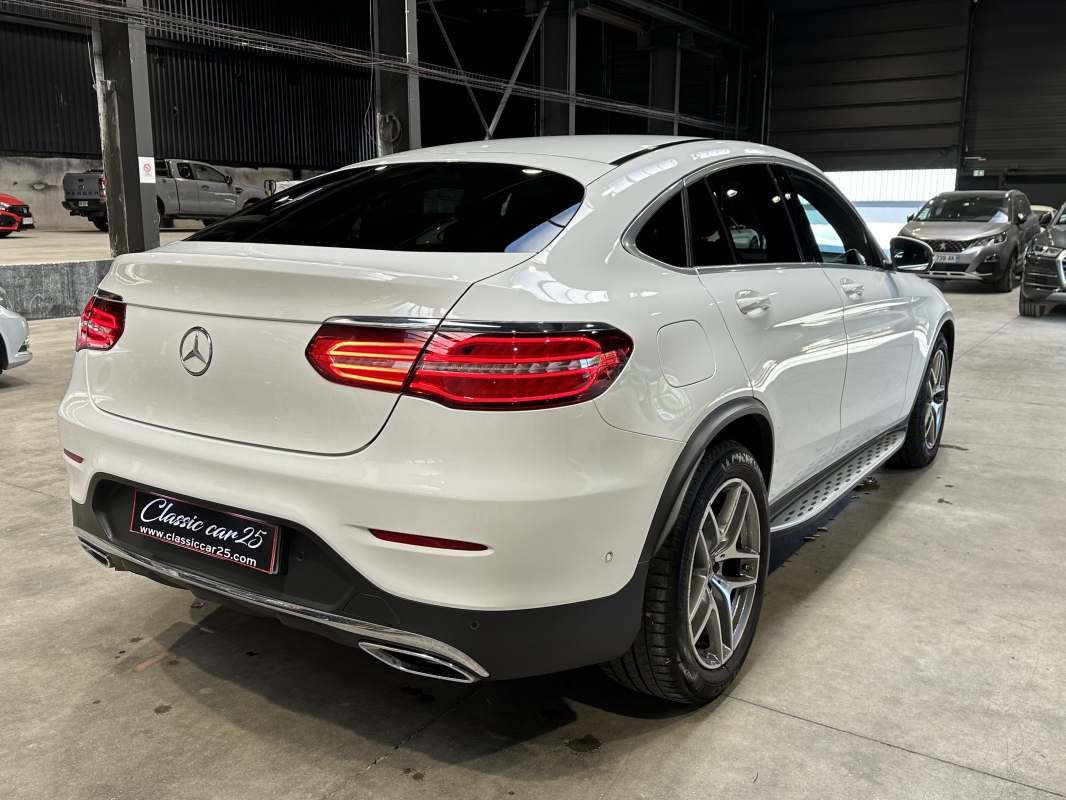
2;286;1064;799
0;228;197;266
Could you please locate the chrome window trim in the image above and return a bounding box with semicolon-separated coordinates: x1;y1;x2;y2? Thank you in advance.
622;155;849;275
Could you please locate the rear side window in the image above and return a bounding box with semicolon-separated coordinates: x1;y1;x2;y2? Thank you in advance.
634;191;688;267
706;164;800;264
176;162;194;180
190;163;585;253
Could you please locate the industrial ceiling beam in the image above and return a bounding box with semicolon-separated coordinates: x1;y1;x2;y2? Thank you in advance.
573;0;646;34
10;0;741;136
610;0;759;53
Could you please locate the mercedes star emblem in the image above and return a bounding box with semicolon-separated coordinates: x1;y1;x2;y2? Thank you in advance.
179;327;213;376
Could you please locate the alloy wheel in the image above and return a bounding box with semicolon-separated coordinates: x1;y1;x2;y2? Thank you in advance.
923;349;948;450
686;477;761;669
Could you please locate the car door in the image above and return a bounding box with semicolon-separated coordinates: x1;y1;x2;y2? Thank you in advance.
173;161;201;215
689;162;847;502
776;165;915;458
193;162;238;216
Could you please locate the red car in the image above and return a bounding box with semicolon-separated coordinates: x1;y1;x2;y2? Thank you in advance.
0;193;35;237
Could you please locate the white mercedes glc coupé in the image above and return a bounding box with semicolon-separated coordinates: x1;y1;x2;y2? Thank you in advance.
60;136;952;704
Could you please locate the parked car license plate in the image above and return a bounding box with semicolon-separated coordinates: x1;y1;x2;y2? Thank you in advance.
22;217;33;225
933;253;961;263
128;489;280;573
77;200;88;207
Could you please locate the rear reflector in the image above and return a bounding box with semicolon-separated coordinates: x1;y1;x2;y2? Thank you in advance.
305;324;431;391
370;529;488;552
306;322;633;411
62;449;84;463
76;295;125;351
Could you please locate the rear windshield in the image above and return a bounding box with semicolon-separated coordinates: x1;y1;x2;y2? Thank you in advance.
916;195;1010;224
190;162;584;253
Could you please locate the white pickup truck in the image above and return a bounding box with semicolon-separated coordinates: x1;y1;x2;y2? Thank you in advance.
62;159;268;231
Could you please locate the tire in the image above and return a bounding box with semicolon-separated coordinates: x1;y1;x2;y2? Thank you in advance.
992;251;1017;292
157;199;173;229
602;441;770;704
888;333;950;469
91;217;108;232
1019;291;1046;317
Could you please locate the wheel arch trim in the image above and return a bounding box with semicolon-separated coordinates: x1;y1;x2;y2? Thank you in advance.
640;397;773;562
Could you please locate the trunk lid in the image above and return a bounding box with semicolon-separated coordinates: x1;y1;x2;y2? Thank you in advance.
64;172;104;200
88;242;528;453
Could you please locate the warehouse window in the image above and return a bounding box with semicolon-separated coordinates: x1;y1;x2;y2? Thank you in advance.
191;163;585;253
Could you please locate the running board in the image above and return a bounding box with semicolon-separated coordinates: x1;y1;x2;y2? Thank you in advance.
769;430;906;534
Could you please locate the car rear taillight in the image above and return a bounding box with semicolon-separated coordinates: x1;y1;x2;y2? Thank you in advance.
98;176;106;200
305;324;432;391
305;322;633;410
76;295;125;351
409;328;633;409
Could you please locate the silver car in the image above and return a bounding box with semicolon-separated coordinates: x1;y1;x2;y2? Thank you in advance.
0;288;32;375
898;190;1040;292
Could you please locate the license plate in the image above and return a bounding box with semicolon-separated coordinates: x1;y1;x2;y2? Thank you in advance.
934;253;961;263
22;217;33;225
129;490;280;573
77;201;88;207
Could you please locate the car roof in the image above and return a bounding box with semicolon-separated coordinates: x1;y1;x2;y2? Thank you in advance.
935;190;1013;198
370;136;817;186
408;135;704;165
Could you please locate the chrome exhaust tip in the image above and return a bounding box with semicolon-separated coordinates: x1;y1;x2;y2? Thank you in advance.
359;641;480;683
79;539;113;568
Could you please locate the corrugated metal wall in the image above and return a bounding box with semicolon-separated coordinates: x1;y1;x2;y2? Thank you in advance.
957;0;1066;203
768;0;971;171
0;3;373;169
0;19;101;158
148;43;373;168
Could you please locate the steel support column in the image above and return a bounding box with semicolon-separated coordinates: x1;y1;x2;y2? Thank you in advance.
647;26;679;135
91;0;158;256
373;0;421;155
540;0;575;136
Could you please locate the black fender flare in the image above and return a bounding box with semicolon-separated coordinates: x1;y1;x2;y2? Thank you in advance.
639;396;773;562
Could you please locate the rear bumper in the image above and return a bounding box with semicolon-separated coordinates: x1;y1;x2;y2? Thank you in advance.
62;199;106;216
72;477;650;681
58;351;680;676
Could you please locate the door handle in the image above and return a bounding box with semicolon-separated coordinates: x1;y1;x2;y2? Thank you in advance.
840;278;864;299
736;289;771;316
201;185;210;190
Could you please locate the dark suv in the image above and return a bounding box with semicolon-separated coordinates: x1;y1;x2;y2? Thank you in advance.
1019;203;1066;317
898;190;1040;292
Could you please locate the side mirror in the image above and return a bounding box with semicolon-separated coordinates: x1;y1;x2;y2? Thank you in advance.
1040;211;1053;226
890;236;934;272
1015;212;1027;225
224;174;233;185
264;179;276;195
906;213;915;222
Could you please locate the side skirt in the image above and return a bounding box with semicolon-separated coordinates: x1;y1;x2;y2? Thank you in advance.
768;427;906;536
